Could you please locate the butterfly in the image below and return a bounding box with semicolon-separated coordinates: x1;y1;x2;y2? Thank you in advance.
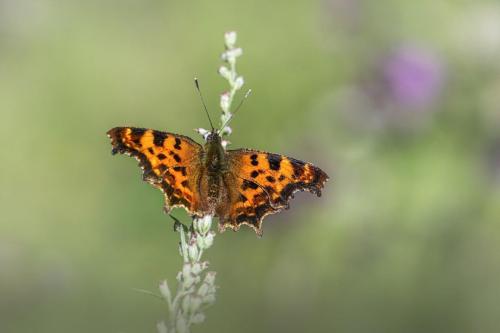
107;125;329;236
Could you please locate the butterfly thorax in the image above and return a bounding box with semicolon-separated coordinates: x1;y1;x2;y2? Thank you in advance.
204;132;227;174
203;132;229;208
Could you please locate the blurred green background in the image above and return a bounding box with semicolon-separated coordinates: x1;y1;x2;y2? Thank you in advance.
1;0;500;332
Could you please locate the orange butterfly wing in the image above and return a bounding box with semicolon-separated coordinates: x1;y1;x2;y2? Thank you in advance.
221;149;329;235
107;127;204;215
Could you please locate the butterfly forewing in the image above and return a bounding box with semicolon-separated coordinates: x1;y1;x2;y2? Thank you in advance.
107;127;204;214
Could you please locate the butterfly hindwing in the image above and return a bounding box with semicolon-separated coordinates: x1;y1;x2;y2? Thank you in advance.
217;173;280;236
107;127;204;214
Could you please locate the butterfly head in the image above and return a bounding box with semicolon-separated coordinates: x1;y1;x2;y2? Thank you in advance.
205;130;222;145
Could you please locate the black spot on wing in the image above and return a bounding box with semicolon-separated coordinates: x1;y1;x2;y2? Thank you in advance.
241;179;259;190
160;179;191;209
255;204;271;220
310;165;328;186
163;173;175;186
264;186;275;195
280;177;326;202
250;154;259;166
290;157;306;178
131;128;146;137
236;214;252;224
153;131;167;147
247;180;258;190
160;180;174;196
267;154;282;171
142;162;160;182
109;132;126;155
108;130;160;183
174;138;182;150
234;202;276;227
132;138;142;146
173;166;187;176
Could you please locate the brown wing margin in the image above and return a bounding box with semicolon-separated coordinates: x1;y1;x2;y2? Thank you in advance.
107;126;204;215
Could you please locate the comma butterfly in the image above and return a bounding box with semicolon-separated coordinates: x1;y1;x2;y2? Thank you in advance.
107;126;329;236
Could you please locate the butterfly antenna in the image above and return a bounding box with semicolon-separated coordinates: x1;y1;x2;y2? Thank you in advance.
219;89;252;134
194;78;215;131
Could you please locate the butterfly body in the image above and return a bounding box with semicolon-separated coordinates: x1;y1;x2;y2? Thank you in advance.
203;132;229;209
107;126;328;236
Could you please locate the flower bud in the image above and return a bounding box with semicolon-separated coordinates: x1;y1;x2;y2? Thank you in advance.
221;112;231;124
190;296;202;312
191;262;203;275
204;294;216;304
198;282;209;296
234;76;244;90
230;47;243;58
200;261;209;270
221;48;242;63
191;313;206;324
176;312;188;332
182;262;191;279
181;295;191;313
218;66;231;80
159;280;171;302
203;231;215;249
220;92;230;112
184;277;196;290
196;235;204;249
195;128;210;141
187;240;199;262
204;271;216;285
157;321;168;333
193;215;212;234
220;126;232;137
224;31;237;48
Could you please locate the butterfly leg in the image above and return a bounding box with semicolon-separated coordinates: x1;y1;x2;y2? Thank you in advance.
168;214;189;233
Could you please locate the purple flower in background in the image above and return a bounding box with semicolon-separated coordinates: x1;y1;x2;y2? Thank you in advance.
383;45;444;108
